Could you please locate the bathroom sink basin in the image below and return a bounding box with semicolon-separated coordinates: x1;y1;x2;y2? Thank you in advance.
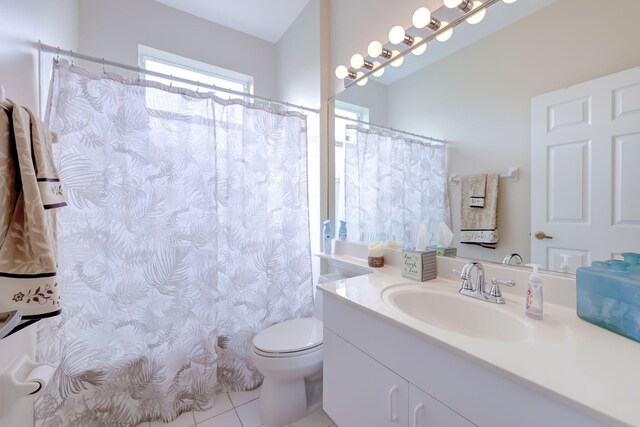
381;283;532;341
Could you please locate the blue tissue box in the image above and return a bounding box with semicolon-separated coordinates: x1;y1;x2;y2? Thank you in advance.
576;265;640;343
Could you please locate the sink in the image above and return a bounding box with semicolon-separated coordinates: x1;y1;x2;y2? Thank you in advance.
381;283;532;341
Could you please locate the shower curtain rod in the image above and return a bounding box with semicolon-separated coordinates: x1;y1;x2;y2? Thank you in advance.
38;41;321;115
335;113;447;145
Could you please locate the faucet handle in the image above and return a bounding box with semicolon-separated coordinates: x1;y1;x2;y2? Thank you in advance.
489;278;516;299
453;268;473;291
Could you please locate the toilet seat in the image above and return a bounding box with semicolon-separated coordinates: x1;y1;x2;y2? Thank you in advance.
253;318;323;357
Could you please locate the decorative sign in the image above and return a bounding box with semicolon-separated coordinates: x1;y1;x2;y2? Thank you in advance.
402;250;437;282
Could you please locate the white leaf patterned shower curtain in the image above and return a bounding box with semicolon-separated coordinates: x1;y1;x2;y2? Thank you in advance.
35;60;312;427
344;125;450;247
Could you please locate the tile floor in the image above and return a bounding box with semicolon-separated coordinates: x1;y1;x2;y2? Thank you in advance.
137;387;336;427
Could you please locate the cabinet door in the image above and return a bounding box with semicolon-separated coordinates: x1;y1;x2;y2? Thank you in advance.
410;384;475;427
324;328;409;427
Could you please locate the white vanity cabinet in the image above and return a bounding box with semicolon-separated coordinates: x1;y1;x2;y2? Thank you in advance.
324;329;409;427
322;293;609;427
324;328;474;427
409;384;473;427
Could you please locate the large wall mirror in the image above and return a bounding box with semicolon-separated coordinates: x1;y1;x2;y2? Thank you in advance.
330;0;640;274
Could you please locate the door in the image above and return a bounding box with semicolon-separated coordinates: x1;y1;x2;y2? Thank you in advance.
323;328;409;427
409;384;475;427
531;66;640;272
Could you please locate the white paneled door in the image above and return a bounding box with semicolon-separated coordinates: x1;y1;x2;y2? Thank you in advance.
531;66;640;272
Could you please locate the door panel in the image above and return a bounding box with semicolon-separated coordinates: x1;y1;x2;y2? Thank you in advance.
531;66;640;271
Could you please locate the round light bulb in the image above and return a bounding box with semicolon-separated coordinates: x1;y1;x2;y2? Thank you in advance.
390;50;404;68
389;25;406;45
412;7;431;28
503;0;517;3
350;53;365;69
356;72;368;86
411;36;427;56
335;65;349;79
466;1;486;24
368;40;383;57
436;21;453;42
444;0;463;7
372;62;385;77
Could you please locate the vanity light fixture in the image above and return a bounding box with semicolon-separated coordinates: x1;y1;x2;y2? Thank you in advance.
444;0;473;12
372;62;385;77
412;7;441;31
367;41;393;59
436;21;454;42
389;25;414;46
335;65;349;79
411;37;427;56
355;71;368;86
338;0;503;84
390;50;404;67
466;1;487;24
350;53;373;70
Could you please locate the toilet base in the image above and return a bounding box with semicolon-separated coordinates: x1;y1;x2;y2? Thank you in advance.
258;369;323;427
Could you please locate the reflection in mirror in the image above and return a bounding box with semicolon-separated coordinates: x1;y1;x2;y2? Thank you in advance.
331;0;640;274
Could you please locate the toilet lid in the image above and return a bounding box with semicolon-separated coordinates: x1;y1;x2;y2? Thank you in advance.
253;318;323;354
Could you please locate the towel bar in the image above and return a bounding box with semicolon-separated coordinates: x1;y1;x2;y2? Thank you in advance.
449;167;519;185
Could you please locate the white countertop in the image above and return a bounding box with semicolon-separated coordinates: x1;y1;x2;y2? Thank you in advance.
316;252;640;427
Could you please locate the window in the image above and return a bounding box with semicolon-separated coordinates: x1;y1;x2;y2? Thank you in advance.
138;45;253;99
334;102;369;227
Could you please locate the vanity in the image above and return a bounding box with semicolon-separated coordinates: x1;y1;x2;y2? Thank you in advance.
317;245;640;427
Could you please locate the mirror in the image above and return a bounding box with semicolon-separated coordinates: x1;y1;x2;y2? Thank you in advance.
331;0;640;274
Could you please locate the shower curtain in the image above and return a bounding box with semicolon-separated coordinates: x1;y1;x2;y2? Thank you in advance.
344;125;450;247
35;59;313;427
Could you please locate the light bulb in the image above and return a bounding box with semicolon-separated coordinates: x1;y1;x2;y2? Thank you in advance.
372;62;385;77
412;7;431;28
503;0;517;3
466;1;486;24
436;21;453;42
411;37;427;56
356;72;368;86
389;25;406;45
350;53;365;69
444;0;463;7
390;50;404;67
335;65;349;79
368;40;383;57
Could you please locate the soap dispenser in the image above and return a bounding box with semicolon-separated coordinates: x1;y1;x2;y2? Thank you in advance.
322;220;332;254
559;254;572;273
525;264;543;320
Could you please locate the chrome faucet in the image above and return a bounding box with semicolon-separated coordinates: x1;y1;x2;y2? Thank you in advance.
453;260;515;304
502;253;524;266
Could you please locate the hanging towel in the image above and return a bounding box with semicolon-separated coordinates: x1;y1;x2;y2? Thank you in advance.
0;101;66;335
460;173;499;248
468;173;486;208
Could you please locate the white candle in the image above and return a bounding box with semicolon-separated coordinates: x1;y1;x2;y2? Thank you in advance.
368;242;384;258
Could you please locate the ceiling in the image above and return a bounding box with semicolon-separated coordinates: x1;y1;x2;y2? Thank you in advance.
153;0;312;43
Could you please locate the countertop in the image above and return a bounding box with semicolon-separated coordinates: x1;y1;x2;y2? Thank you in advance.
316;253;640;427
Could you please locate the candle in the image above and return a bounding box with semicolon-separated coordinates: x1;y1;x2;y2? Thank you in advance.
368;242;384;257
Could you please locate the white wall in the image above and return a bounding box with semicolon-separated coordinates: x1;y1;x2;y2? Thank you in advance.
336;80;388;125
0;1;77;425
276;0;323;283
386;0;640;263
78;0;278;98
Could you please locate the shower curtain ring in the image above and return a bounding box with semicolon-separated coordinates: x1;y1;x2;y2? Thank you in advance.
196;81;200;93
137;67;141;83
169;74;173;87
56;46;60;62
102;58;106;75
70;50;74;67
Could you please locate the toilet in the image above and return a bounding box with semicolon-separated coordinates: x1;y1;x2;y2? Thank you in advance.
252;317;324;427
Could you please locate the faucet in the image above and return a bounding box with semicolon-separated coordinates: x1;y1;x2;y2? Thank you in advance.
502;253;524;266
454;260;515;304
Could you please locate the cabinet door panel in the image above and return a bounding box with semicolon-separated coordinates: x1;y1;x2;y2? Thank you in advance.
410;384;475;427
324;328;409;427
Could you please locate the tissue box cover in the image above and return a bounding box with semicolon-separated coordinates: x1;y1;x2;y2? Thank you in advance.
576;267;640;343
402;250;436;282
